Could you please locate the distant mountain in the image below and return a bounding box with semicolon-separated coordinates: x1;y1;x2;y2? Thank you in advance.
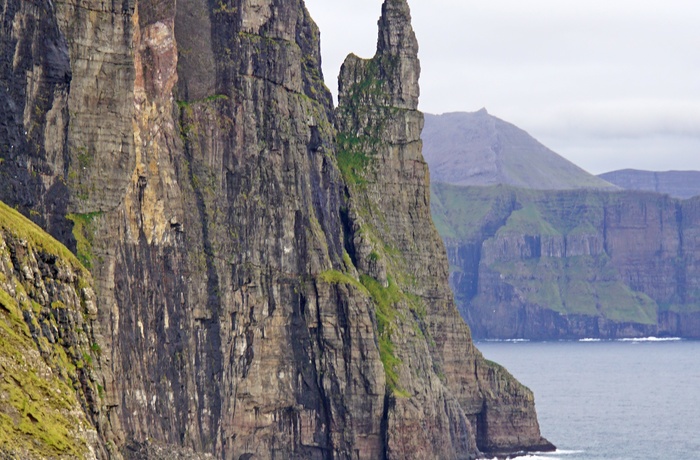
599;169;700;199
422;110;617;190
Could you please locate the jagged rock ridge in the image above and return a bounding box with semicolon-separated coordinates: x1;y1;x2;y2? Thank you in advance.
432;183;700;340
1;0;552;458
422;110;617;190
599;169;700;199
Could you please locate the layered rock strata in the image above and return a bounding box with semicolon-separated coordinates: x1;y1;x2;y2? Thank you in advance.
1;0;551;457
335;1;551;456
432;183;700;339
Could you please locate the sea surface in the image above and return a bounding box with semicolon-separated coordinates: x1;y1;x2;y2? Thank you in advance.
477;339;700;460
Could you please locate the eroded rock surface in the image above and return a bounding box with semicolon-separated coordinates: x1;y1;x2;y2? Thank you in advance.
0;202;118;459
336;1;551;456
1;0;552;458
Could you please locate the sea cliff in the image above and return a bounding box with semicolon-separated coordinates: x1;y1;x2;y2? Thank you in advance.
0;0;551;457
433;183;700;340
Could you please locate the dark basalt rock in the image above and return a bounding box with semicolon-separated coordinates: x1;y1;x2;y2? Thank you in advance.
1;0;552;458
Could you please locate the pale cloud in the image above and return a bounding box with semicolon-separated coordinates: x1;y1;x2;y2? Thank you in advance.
305;0;700;174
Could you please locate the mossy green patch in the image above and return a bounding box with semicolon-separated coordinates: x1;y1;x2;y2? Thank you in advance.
317;270;368;295
336;133;371;186
359;275;409;395
0;201;99;456
66;212;103;270
0;202;83;272
430;183;517;241
497;203;560;236
489;256;658;324
597;283;657;324
0;287;87;458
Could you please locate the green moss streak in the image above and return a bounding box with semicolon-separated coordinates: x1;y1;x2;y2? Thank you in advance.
317;270;368;295
66;211;103;270
336;133;371;186
359;275;409;396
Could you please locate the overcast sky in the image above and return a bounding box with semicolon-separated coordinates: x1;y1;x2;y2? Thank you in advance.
304;0;700;174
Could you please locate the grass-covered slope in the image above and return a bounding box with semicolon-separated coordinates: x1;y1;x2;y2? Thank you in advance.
432;183;700;339
0;201;110;458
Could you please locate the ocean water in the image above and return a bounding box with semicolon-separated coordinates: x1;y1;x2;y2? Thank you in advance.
477;339;700;460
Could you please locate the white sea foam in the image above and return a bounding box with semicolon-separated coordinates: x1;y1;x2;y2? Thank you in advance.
617;337;682;342
482;338;531;343
510;455;561;460
579;338;602;342
510;449;583;459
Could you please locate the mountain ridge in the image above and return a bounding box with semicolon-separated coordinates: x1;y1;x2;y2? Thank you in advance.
599;169;700;199
422;110;617;190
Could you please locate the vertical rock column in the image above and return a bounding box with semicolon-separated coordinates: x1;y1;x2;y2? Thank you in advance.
336;0;553;457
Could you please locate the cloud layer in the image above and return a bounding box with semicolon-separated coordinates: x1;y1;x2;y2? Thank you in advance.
305;0;700;174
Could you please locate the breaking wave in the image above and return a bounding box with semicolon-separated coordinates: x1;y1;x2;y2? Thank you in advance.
577;337;683;343
482;338;531;343
617;337;682;342
509;449;584;459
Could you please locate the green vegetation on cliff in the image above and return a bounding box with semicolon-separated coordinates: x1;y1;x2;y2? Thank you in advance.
0;202;83;271
0;289;87;458
66;211;103;269
432;183;695;337
360;275;405;393
0;200;103;458
487;256;657;324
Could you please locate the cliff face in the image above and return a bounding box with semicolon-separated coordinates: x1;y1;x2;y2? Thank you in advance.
334;1;551;457
1;0;550;458
599;169;700;199
432;183;700;339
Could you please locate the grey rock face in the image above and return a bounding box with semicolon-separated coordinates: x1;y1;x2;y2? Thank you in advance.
1;0;552;458
336;1;551;457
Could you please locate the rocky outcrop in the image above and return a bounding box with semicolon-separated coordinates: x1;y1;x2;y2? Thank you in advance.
422;111;617;190
432;183;700;339
0;201;118;458
1;0;551;458
599;169;700;199
335;2;551;456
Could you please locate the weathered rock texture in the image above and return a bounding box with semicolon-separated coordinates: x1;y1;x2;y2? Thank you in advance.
334;2;551;457
0;201;118;459
422;110;617;190
432;183;700;339
599;169;700;199
1;0;551;458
